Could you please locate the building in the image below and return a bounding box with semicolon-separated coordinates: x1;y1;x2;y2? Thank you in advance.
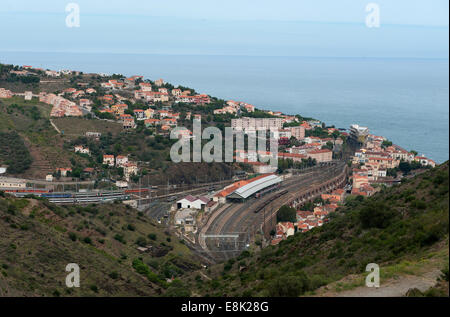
350;124;369;144
306;149;333;163
0;177;26;189
24;91;33;100
56;168;72;177
124;162;138;181
174;208;197;225
123;118;136;129
103;155;115;166
177;196;210;210
0;88;14;98
276;222;295;238
133;109;146;120
116;155;128;167
226;174;282;201
74;145;90;155
278;152;307;162
154;79;165;87
116;180;128;188
290;126;305;140
144;119;161;127
172;89;182;96
231;117;283;131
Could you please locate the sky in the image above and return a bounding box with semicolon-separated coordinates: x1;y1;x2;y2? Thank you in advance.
1;0;448;25
0;0;448;57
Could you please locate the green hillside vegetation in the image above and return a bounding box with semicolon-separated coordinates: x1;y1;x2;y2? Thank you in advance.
0;132;33;173
0;97;78;177
0;194;200;296
189;162;449;297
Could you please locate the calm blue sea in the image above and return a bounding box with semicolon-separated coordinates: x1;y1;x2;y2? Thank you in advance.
0;52;448;163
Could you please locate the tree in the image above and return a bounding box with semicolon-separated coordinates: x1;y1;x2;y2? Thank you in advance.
276;205;296;223
399;161;412;175
382;140;393;148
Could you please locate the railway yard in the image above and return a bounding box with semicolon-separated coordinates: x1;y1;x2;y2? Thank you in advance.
198;161;348;262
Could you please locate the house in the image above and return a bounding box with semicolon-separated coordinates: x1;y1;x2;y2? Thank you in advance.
133;109;146;120
176;195;210;210
321;189;345;203
124;162;138;181
144;119;161;127
103;155;115;166
74;145;90;155
162;118;177;127
172;89;182;96
144;108;155;119
116;180;128;188
119;113;133;122
79;99;92;109
139;82;152;91
111;103;128;115
24;91;33;100
0;88;13;98
83;167;94;175
154;78;165;87
414;156;436;168
158;88;168;94
275;222;295;240
56;168;72;177
116;155;128;167
123;118;136;129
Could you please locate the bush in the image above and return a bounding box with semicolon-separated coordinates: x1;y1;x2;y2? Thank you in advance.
109;271;119;279
268;273;310;296
359;202;398;229
68;232;77;241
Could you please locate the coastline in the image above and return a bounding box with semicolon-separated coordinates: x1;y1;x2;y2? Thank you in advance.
0;52;448;163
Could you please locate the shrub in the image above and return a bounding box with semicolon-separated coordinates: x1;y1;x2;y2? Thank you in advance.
109;271;119;279
359;202;398;229
268;273;310;297
68;232;78;241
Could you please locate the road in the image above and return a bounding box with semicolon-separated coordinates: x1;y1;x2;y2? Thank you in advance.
200;162;347;261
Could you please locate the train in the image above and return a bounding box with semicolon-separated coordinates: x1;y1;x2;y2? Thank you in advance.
254;190;289;213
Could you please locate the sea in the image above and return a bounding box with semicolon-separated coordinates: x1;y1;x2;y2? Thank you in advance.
0;51;448;163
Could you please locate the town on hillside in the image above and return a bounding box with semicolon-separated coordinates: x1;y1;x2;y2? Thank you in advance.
0;63;437;249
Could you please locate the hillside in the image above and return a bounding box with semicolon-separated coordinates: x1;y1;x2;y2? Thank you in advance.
188;162;449;297
0;194;201;296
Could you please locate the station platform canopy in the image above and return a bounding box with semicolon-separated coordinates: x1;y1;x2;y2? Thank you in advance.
227;174;282;199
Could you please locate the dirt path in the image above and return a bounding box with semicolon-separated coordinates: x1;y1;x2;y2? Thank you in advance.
320;269;441;297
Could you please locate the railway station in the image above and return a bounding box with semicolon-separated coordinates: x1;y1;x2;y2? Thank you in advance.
225;174;282;203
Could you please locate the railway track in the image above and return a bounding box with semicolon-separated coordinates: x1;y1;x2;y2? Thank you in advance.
201;161;347;261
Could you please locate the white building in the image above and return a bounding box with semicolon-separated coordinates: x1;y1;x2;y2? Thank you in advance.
176;195;209;210
74;145;90;155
